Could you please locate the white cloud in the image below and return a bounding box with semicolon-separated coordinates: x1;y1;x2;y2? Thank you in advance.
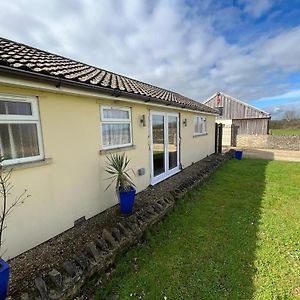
250;89;300;119
263;100;300;119
260;26;300;70
239;0;274;18
252;89;300;102
0;0;299;107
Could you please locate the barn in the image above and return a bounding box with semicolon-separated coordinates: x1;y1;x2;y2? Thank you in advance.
204;92;271;146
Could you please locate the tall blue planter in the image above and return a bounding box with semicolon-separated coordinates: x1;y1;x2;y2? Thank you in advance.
0;259;10;300
118;188;136;214
235;150;243;160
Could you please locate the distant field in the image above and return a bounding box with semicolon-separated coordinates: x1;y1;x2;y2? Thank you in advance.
270;128;300;135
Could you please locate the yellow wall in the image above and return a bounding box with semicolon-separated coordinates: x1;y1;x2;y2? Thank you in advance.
181;112;215;168
0;84;215;259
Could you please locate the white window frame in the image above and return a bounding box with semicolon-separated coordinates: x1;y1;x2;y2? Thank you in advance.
0;93;44;166
100;106;133;150
194;115;207;135
149;111;180;185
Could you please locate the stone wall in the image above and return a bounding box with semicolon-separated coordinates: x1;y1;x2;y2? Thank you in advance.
237;134;300;151
237;135;268;149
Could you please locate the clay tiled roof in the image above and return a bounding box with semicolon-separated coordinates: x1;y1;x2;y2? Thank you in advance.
0;37;216;114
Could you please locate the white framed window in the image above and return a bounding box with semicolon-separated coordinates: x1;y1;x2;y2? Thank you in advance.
100;106;132;149
194;116;207;135
0;93;44;165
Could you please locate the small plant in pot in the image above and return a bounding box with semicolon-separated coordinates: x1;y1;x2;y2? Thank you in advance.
0;156;29;299
105;153;136;214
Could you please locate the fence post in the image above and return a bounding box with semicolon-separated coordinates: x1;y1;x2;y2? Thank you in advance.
215;123;218;153
215;123;223;154
218;124;223;153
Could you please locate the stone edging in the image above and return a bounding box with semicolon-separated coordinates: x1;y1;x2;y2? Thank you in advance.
17;150;235;300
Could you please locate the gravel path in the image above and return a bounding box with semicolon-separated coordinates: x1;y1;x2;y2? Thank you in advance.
8;153;228;298
243;148;300;162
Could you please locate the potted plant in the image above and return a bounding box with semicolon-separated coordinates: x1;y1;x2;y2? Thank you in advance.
105;153;136;214
0;156;29;299
0;259;9;300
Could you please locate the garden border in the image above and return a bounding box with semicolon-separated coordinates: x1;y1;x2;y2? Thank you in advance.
13;150;235;300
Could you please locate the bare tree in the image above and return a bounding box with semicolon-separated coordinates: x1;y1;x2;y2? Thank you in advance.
283;110;299;122
0;156;30;256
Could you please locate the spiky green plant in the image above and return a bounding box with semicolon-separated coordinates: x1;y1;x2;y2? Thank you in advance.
105;153;135;192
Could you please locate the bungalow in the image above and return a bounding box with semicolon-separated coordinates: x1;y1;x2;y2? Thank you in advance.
0;37;217;259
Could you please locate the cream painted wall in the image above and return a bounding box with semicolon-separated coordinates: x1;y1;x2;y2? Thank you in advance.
181;112;216;168
0;84;215;259
214;119;232;147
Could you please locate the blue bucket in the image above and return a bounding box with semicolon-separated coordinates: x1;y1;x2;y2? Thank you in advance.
119;187;136;214
235;150;243;160
0;259;10;300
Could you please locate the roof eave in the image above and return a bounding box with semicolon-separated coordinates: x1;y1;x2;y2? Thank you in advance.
0;65;216;114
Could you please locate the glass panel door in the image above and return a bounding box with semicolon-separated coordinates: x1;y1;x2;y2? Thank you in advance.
151;112;180;184
152;114;165;177
168;115;178;170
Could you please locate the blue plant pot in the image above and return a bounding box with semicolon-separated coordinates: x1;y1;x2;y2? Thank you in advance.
0;259;10;300
235;150;243;160
118;187;136;214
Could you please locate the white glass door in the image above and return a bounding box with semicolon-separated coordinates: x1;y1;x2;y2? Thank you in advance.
150;112;180;185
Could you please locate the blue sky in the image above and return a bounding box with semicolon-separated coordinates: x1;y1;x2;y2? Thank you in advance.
0;0;300;119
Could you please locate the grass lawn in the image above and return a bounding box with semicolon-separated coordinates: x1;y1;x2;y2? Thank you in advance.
94;159;300;299
270;128;300;135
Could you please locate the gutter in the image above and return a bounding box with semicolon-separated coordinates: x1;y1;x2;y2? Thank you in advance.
232;116;271;120
0;65;218;115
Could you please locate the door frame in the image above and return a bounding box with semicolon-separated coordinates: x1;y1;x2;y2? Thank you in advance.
149;111;180;185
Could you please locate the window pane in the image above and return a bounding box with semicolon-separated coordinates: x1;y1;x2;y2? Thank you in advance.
102;123;131;147
199;120;203;133
0;123;39;160
195;116;206;133
168;116;178;170
103;108;129;120
152;115;165;176
194;117;198;133
0;101;32;115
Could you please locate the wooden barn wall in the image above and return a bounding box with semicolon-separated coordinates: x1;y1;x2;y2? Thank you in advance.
232;118;269;135
206;95;268;120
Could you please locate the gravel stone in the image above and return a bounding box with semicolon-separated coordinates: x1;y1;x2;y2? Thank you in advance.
34;277;47;299
102;229;118;248
87;242;101;263
62;261;77;278
48;269;62;288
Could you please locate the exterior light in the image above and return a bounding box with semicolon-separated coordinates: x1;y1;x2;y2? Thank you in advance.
140;114;146;127
183;118;187;127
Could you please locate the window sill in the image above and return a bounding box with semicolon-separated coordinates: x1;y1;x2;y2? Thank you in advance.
193;132;208;138
99;145;136;155
3;158;53;171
